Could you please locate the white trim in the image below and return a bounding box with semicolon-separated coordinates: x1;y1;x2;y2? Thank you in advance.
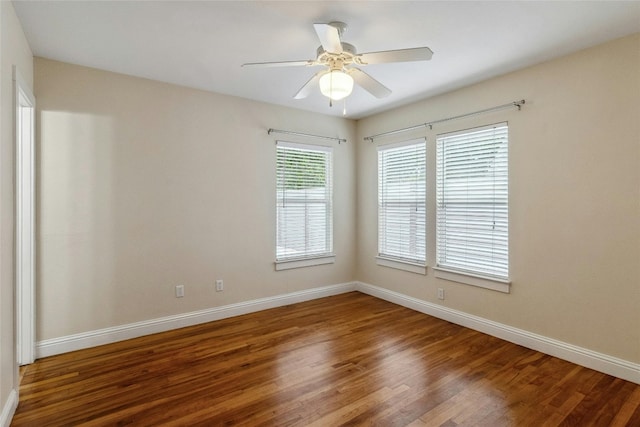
434;267;510;293
355;282;640;384
375;136;426;150
436;121;508;139
0;389;18;427
14;66;36;365
33;281;639;385
13;67;35;105
276;140;333;152
376;256;426;275
36;282;356;358
275;255;336;271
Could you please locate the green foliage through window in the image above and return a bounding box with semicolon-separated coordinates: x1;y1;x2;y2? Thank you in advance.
277;148;327;190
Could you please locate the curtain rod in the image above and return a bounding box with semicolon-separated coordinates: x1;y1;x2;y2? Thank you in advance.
268;128;346;144
364;99;525;142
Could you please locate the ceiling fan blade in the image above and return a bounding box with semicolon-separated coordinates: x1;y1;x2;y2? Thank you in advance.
357;47;433;65
313;23;343;54
242;59;316;68
293;71;326;99
348;68;391;98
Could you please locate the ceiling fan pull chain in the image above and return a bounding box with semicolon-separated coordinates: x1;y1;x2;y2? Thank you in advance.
330;71;334;107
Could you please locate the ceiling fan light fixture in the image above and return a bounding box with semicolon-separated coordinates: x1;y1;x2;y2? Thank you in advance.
319;70;354;101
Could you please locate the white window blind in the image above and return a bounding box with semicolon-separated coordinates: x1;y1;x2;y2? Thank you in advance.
276;141;333;261
436;123;509;279
378;139;426;264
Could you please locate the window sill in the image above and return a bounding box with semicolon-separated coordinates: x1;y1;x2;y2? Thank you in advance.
376;256;427;275
275;255;336;271
433;267;510;293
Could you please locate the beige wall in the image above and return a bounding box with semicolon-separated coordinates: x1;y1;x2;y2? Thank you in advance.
1;0;33;417
35;58;356;340
357;33;640;363
32;33;640;375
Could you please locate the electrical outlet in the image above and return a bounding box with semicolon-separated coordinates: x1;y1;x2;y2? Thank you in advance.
216;279;223;292
175;285;184;298
437;288;445;300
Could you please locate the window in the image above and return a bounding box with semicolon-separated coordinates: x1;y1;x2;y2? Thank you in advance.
377;139;426;273
436;123;509;288
276;141;333;269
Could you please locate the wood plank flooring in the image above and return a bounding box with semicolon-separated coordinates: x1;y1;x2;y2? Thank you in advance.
12;292;640;426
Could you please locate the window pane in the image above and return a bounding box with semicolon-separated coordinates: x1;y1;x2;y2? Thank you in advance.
436;123;509;279
276;142;332;260
378;139;426;263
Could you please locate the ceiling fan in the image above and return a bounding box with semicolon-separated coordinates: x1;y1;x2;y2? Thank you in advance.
242;22;433;104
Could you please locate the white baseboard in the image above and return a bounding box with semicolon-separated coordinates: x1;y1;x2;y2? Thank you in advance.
356;282;640;385
0;389;18;427
37;282;357;358
35;280;639;385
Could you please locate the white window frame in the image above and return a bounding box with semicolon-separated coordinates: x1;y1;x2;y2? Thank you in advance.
377;138;427;275
435;123;510;292
275;141;334;270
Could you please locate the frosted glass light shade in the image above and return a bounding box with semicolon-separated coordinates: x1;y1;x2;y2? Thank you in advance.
319;70;354;101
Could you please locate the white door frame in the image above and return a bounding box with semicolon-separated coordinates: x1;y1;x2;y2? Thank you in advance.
14;66;36;365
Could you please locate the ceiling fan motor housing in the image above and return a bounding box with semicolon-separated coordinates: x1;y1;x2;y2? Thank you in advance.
328;21;348;36
316;42;357;70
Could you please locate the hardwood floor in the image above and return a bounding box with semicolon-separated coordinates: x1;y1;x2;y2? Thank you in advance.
12;292;640;426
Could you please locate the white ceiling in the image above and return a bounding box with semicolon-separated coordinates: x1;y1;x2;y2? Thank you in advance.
12;1;640;119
